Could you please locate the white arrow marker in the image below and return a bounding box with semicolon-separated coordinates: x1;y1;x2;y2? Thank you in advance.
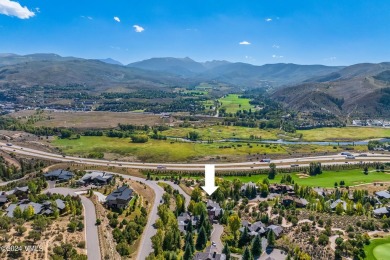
201;164;219;195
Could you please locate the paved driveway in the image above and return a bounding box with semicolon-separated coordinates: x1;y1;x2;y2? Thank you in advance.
45;187;101;260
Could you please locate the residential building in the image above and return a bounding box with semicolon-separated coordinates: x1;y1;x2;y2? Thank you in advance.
206;200;222;221
375;190;390;199
240;220;267;236
106;186;133;209
44;169;74;182
282;196;308;208
193;246;226;260
6;199;66;217
77;171;113;186
267;225;283;237
177;212;198;233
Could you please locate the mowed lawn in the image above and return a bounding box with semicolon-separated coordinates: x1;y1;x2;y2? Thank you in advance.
365;236;390;260
223;168;390;188
164;125;279;140
297;127;390;141
218;94;254;113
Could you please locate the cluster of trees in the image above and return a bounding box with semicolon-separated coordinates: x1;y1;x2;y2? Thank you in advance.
111;205;148;256
309;162;322;176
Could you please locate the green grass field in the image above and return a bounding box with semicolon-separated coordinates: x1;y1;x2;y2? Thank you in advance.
365;236;390;260
298;127;390;141
52;136;347;163
164;125;280;140
223;168;390;188
218;94;254;113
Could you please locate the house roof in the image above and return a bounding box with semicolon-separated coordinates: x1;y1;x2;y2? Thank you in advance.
55;199;66;210
44;169;74;179
373;207;389;215
330;199;347;210
193;246;226;260
268;225;283;236
106;186;133;202
6;202;43;217
375;191;390;199
79;171;113;183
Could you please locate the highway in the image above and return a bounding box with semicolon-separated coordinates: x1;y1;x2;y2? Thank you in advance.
1;142;390;171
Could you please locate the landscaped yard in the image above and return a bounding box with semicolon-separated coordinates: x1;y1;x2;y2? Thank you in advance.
364;236;390;260
297;127;390;141
223;168;390;188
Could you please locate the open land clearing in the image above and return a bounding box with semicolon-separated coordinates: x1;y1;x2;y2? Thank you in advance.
218;94;254;113
52;136;360;162
10;110;164;128
297;127;390;141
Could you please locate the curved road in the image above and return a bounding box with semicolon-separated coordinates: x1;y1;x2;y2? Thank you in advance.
1;142;390;171
44;187;101;260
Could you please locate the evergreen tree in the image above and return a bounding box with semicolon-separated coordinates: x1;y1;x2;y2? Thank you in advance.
239;226;250;247
267;230;275;247
242;247;254;260
13;206;22;218
196;226;207;250
223;243;231;260
183;243;193;260
186;219;193;233
251;235;262;257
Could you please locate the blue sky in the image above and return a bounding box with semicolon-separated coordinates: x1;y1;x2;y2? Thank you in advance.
0;0;390;66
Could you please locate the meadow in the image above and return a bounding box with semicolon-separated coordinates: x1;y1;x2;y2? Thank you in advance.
218;94;254;113
52;136;349;163
297;127;390;141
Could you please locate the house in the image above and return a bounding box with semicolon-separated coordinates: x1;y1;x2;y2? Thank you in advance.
44;169;74;182
375;190;390;199
373;206;390;218
269;184;294;195
193;246;226;260
5;186;29;199
206;200;222;221
267;225;283;237
282;196;308;208
77;171;113;186
6;199;66;217
177;212;198;233
240;220;267;236
106;186;133;209
240;182;257;193
0;192;8;205
330;199;347;211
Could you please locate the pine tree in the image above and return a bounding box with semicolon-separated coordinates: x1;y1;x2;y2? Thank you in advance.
183;243;193;260
223;243;231;260
186;219;193;233
196;226;207;250
13;205;22;218
251;235;262;257
239;226;249;247
242;247;253;260
267;230;275;247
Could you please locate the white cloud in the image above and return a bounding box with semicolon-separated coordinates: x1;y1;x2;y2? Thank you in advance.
0;0;35;19
324;56;337;61
133;24;144;33
114;16;120;23
272;54;284;59
81;15;93;20
265;18;272;22
272;44;280;49
239;41;251;45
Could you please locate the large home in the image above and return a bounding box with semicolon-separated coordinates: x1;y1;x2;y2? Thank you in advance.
0;192;9;206
177;212;198;233
240;220;267;236
330;199;347;211
6;199;66;217
282;196;309;208
373;206;390;218
375;190;390;200
206;200;222;221
44;169;74;182
267;225;283;237
106;186;133;209
193;246;226;260
5;186;29;199
77;171;113;186
269;184;294;195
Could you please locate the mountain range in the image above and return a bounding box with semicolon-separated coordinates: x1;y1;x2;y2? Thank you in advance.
0;53;389;118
